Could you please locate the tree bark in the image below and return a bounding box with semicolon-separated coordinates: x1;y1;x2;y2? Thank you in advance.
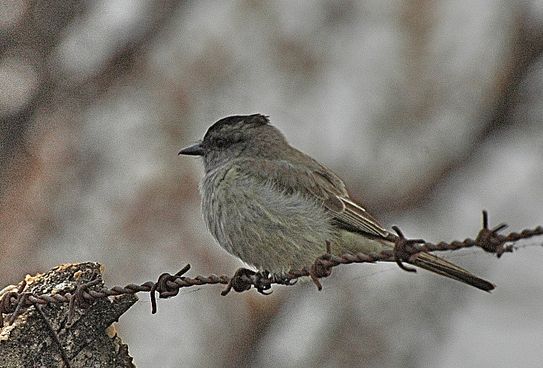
0;262;137;368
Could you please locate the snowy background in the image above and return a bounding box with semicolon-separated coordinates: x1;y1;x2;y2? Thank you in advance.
1;1;542;367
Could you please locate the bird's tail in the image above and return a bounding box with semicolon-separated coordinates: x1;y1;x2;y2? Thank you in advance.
410;252;495;292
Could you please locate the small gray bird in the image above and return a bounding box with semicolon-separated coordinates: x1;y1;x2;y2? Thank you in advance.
179;114;494;291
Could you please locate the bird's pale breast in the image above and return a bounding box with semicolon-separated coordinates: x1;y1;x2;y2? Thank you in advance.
201;163;338;272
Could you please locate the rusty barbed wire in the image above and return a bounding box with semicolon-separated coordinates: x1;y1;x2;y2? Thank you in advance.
1;211;542;325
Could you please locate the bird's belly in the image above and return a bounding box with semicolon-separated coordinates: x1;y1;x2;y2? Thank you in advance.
202;177;337;272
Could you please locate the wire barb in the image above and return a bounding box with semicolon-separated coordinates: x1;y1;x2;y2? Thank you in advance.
391;226;424;273
150;264;191;314
5;281;29;325
67;278;102;326
475;210;510;256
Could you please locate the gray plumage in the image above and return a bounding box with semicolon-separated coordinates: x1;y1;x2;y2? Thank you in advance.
180;114;494;291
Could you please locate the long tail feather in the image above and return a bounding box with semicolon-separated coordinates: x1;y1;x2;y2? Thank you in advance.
410;252;495;292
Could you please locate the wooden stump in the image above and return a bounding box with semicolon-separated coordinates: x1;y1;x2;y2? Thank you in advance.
0;262;137;368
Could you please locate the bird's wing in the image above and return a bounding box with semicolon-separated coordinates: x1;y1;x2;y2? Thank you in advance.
233;157;389;238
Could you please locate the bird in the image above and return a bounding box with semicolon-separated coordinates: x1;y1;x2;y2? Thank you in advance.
179;114;494;291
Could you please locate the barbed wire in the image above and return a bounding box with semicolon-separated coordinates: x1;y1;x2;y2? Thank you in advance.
1;211;542;325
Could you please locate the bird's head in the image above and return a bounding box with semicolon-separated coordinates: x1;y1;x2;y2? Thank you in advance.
179;114;287;171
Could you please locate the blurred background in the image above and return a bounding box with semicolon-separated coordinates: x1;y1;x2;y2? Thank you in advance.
1;1;543;367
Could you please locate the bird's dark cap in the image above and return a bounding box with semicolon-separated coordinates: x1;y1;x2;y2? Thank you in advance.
204;114;269;138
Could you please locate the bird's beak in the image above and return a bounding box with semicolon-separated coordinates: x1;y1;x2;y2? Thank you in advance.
178;143;205;156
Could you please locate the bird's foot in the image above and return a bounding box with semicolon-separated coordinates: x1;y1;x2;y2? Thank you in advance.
221;268;256;296
222;268;282;296
252;270;274;295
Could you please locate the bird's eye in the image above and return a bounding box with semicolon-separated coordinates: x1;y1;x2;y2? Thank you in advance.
214;138;229;147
